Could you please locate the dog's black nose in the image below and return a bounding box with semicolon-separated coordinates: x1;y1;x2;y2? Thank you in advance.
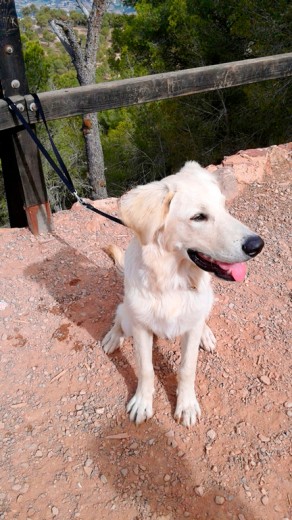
242;235;264;257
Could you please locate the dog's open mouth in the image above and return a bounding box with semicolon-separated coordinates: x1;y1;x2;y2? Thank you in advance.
187;250;247;282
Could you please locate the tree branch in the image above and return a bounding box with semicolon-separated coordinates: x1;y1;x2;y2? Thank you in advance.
76;0;90;18
49;20;75;59
50;19;86;83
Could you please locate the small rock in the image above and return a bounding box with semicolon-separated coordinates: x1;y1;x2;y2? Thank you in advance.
215;496;225;505
84;466;93;477
52;506;59;516
35;450;43;458
95;407;105;414
21;483;29;493
164;474;171;482
100;474;107;484
0;301;8;311
261;495;269;506
85;458;93;467
259;375;271;385
120;468;128;477
165;430;175;438
12;484;22;492
284;401;292;408
238;514;246;520
258;434;270;442
206;429;216;441
194;486;204;497
129;442;139;450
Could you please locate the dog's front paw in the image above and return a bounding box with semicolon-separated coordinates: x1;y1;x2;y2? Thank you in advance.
127;391;153;425
200;324;216;353
101;329;123;354
174;392;201;427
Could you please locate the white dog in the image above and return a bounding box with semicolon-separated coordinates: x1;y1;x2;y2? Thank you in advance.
102;161;264;427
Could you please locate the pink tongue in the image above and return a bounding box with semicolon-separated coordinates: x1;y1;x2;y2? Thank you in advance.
216;261;247;282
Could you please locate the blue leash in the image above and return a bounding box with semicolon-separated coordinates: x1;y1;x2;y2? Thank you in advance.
4;94;125;227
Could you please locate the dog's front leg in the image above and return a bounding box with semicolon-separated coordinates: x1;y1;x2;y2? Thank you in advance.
175;322;205;427
127;325;154;425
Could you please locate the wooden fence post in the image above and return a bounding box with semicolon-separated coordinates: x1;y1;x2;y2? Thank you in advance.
0;0;51;233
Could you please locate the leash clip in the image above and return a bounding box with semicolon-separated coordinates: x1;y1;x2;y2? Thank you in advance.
73;191;85;205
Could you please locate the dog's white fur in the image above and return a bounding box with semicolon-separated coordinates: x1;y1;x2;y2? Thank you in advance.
102;161;257;427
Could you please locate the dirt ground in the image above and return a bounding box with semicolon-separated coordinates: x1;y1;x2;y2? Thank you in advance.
0;144;291;520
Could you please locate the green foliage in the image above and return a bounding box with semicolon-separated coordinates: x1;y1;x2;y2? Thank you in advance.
23;39;51;92
103;0;292;189
2;2;291;227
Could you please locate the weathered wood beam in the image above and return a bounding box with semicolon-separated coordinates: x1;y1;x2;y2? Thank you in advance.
0;53;291;131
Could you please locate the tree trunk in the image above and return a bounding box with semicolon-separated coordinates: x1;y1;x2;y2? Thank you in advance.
83;112;107;198
50;0;108;199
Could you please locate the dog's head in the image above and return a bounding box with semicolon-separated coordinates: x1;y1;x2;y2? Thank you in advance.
119;161;264;281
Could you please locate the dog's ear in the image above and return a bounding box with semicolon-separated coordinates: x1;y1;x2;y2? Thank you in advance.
213;166;237;200
119;182;174;245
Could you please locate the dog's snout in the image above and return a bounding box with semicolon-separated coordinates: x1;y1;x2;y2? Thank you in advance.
242;235;264;257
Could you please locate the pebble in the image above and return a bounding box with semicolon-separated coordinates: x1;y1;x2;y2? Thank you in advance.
12;484;22;492
259;375;271;385
261;495;269;505
258;434;270;442
21;483;29;493
84;466;93;477
215;496;225;505
238;515;246;520
165;430;175;438
194;486;204;497
120;468;128;477
95;407;105;414
35;450;43;458
284;401;292;408
206;429;216;441
51;506;59;516
0;301;8;311
164;474;171;482
100;474;107;484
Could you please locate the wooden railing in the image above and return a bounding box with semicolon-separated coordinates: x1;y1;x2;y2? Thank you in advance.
0;21;292;235
1;53;292;131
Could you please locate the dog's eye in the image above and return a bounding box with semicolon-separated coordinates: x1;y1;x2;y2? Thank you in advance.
191;213;208;222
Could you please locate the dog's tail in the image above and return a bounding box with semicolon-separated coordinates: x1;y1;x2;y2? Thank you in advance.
103;244;125;274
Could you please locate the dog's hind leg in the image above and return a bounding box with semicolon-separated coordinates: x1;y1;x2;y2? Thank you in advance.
200;323;216;353
102;304;125;354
